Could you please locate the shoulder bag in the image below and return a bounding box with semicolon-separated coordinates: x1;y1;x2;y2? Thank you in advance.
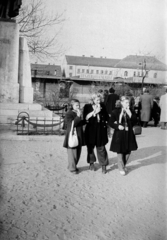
133;125;142;135
68;120;79;148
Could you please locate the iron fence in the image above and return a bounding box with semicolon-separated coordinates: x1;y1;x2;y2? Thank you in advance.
15;112;65;135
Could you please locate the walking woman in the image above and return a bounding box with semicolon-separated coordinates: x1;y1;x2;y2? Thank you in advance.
83;93;109;174
63;99;85;174
109;96;138;175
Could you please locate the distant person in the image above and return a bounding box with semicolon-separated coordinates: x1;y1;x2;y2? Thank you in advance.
105;87;119;117
151;97;161;127
125;90;135;110
134;96;141;125
109;96;138;176
105;87;119;137
139;88;153;128
103;89;109;105
159;89;167;129
83;93;109;174
63;99;85;174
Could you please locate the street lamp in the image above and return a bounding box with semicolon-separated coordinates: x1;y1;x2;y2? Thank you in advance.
138;59;146;94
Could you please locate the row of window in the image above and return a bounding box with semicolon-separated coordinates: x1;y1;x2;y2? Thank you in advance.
69;66;157;78
77;69;112;75
131;71;157;78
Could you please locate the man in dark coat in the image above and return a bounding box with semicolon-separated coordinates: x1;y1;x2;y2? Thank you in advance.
105;87;119;116
139;88;153;128
151;97;160;127
83;93;109;174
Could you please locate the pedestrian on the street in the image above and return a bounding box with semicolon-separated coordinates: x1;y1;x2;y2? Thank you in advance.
83;93;109;174
109;96;138;176
103;89;109;106
63;99;85;174
159;88;167;129
105;87;119;137
139;88;153;128
151;96;161;127
105;87;119;117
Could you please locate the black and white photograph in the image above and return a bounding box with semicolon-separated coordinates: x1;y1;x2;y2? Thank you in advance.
0;0;167;239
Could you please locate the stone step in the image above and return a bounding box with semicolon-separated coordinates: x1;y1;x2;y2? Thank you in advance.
0;103;42;110
0;103;54;124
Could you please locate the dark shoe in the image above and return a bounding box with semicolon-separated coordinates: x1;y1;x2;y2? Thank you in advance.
102;165;107;174
70;170;78;174
89;163;95;171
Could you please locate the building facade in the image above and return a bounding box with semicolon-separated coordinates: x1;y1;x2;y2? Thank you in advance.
62;55;167;85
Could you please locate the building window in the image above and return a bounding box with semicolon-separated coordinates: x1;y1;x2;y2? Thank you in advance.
146;71;149;77
69;66;73;70
96;70;99;74
154;72;157;78
105;70;108;74
69;73;72;77
77;69;80;73
86;69;89;73
101;70;104;74
82;69;85;73
91;69;94;74
133;71;136;76
138;71;140;76
109;71;112;75
124;71;128;77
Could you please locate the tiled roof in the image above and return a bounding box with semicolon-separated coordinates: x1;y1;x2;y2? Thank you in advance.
115;55;167;71
31;64;62;77
65;55;120;68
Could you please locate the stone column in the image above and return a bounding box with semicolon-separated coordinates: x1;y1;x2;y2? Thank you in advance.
0;20;20;103
18;37;33;103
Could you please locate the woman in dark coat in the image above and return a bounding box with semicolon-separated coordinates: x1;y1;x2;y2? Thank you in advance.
109;96;138;175
63;99;85;174
83;93;109;174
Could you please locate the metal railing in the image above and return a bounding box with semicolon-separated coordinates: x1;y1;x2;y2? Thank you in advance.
15;112;65;135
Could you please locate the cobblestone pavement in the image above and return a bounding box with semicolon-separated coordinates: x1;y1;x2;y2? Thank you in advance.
0;127;167;240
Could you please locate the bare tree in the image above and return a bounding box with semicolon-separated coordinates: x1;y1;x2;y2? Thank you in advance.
17;0;66;61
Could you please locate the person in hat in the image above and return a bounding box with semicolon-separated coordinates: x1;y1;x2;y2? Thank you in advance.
151;96;160;127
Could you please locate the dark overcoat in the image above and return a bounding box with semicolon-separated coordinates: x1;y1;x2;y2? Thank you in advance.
109;108;138;153
140;93;153;122
105;93;119;115
83;103;109;147
63;110;85;149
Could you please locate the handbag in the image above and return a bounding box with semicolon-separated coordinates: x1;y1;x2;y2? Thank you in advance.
68;120;79;148
133;125;142;135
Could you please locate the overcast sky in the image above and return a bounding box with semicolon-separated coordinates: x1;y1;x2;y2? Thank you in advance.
27;0;167;64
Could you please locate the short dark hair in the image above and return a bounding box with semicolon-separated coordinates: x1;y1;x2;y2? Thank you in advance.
109;87;115;93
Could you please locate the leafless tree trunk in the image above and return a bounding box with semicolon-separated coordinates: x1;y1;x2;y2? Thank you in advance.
17;0;66;62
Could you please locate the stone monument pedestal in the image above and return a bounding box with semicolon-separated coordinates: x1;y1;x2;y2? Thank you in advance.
0;20;20;103
19;37;33;103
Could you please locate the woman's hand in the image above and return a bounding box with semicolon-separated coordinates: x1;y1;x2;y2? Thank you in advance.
118;125;124;130
93;104;101;114
76;109;81;117
124;108;132;118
